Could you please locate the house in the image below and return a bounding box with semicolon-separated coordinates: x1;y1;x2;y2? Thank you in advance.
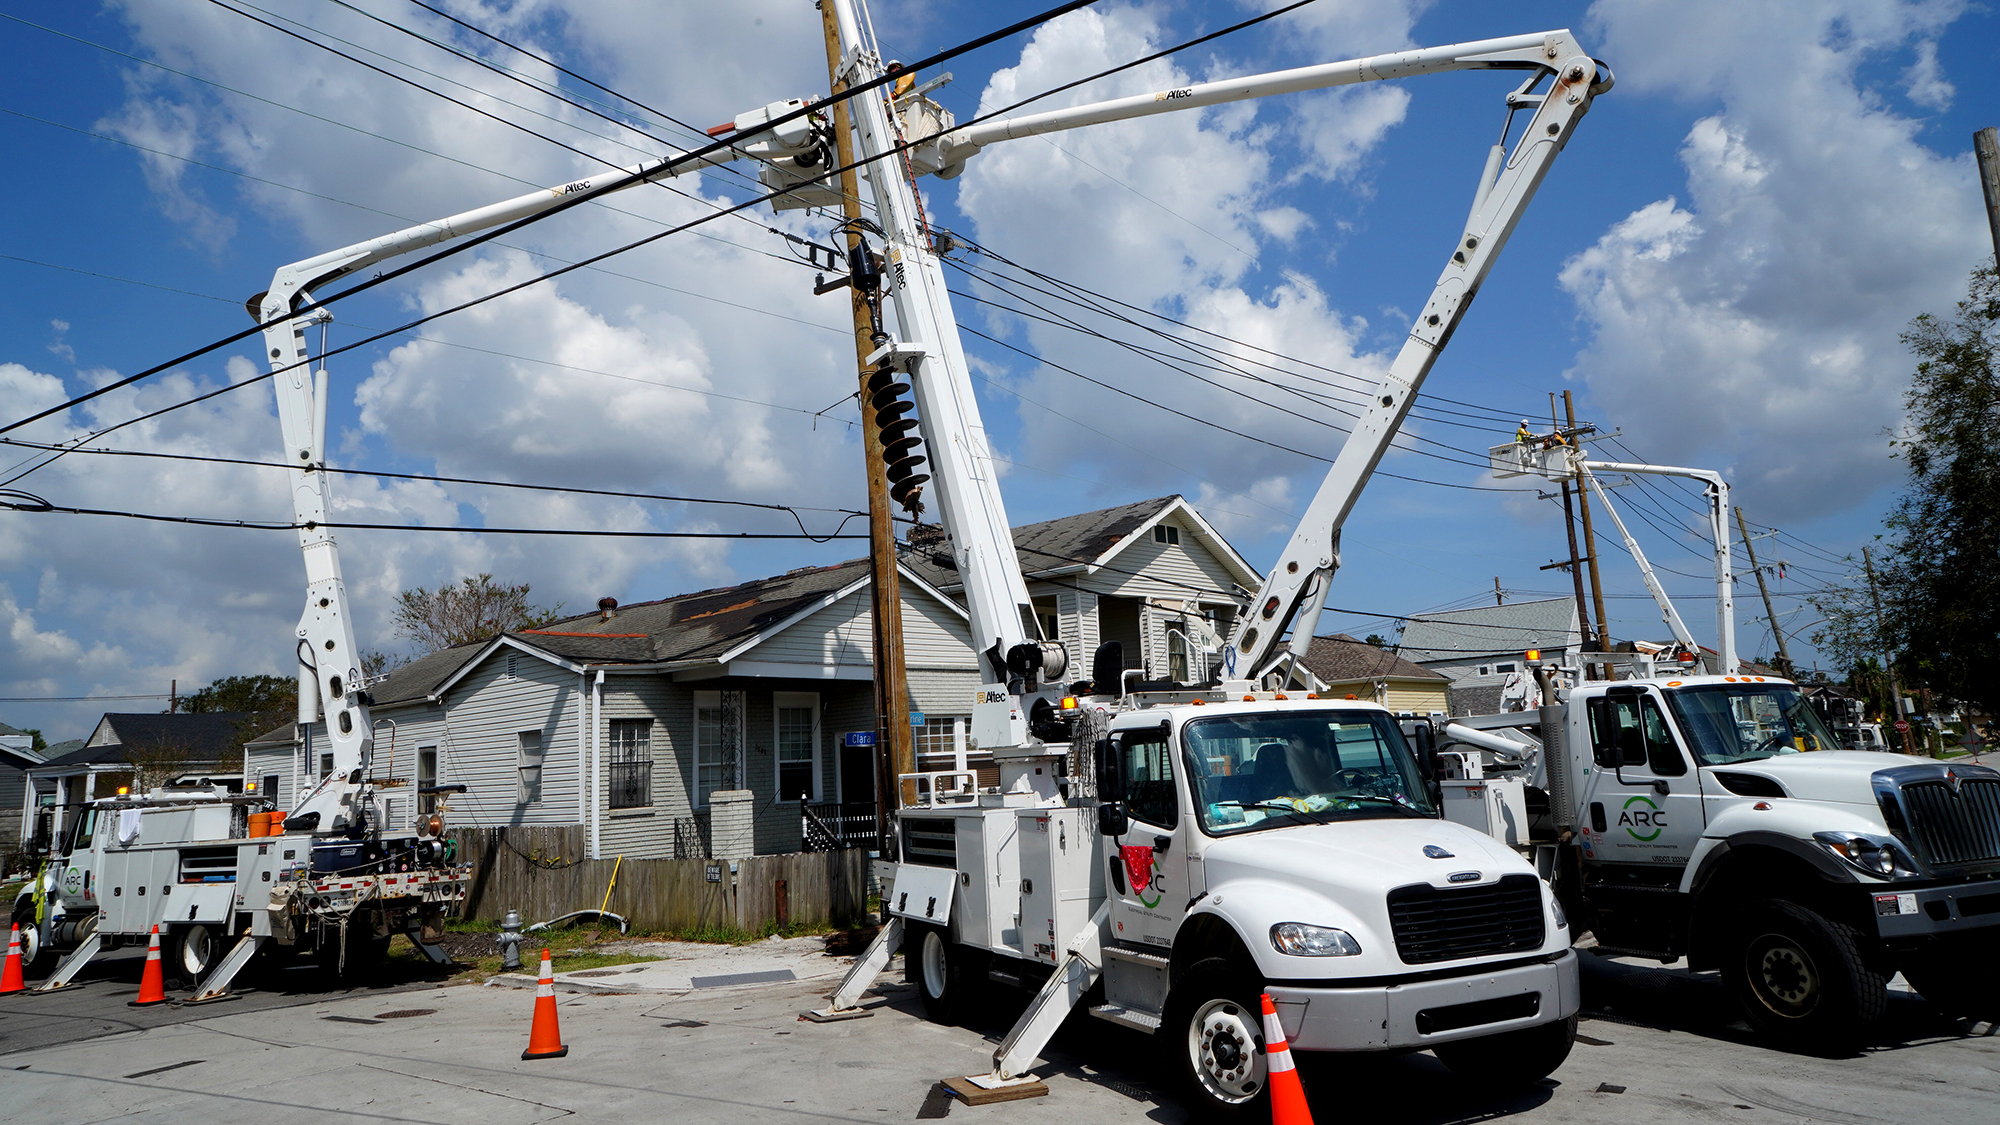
247;495;1265;861
21;715;252;845
1;722;45;852
248;557;979;861
1296;634;1450;714
1395;598;1582;716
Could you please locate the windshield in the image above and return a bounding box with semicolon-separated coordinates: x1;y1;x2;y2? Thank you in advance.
1665;684;1839;765
1184;710;1435;836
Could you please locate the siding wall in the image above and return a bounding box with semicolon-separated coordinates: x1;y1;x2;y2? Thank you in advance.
595;672;690;860
431;655;583;830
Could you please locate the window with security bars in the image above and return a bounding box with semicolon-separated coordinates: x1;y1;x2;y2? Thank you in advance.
608;719;653;809
777;705;816;801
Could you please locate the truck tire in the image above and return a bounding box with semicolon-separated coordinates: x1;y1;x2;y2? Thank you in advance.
167;923;219;989
9;902;54;977
1432;1015;1577;1083
1900;946;2000;1022
1163;958;1272;1124
905;925;979;1024
1725;900;1886;1049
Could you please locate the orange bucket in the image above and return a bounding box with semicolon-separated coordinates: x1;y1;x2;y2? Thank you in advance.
247;812;273;838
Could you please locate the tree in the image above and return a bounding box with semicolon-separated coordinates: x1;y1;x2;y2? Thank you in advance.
391;573;565;654
1878;262;2000;714
1363;634;1388;647
182;673;300;747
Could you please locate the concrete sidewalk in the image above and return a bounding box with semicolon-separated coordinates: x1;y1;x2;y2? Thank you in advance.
486;934;855;995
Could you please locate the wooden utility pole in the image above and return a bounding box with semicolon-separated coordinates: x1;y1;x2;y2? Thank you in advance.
1551;396;1593;674
1734;507;1792;678
822;3;913;842
1494;577;1504;607
1861;546;1915;756
1976;127;2000;263
1563;391;1611;673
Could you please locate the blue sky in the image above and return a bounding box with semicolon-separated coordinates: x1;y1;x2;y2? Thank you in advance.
1;1;1995;739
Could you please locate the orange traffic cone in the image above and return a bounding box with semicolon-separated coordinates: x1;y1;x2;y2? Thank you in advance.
521;947;568;1060
1260;993;1313;1124
1;923;25;993
129;925;167;1007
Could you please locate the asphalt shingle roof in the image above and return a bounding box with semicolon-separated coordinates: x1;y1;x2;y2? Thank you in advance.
907;495;1191;593
41;713;254;768
1397;598;1580;663
1300;634;1449;684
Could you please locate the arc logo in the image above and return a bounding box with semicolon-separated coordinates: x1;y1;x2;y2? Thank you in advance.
1619;795;1666;842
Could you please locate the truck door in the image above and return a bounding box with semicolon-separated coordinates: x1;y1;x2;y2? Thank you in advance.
1583;689;1704;870
1104;725;1186;950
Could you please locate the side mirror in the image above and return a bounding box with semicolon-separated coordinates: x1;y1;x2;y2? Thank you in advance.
1094;738;1123;801
1091;641;1124;696
1098;801;1129;838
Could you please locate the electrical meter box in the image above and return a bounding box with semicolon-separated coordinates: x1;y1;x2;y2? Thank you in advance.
1017;807;1101;965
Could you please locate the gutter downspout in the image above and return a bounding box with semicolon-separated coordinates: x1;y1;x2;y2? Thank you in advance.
578;672;588;832
591;669;605;860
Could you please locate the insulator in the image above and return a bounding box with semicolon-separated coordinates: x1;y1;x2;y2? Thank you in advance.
869;381;912;410
886;454;927;483
883;434;923;460
849;242;882;294
874;399;916;427
880;417;920;442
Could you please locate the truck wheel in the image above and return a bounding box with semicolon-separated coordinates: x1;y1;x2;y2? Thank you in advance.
1433;1015;1577;1083
9;903;53;976
166;924;218;989
1725;900;1886;1049
1163;958;1271;1124
905;925;978;1024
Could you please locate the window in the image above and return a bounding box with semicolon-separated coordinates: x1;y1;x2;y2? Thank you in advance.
261;773;280;803
1494;662;1518;674
1153;524;1180;545
608;720;653;809
1116;727;1178;829
694;690;742;807
774;692;820;802
516;729;545;802
1587;693;1686;776
913;716;971;769
417;746;438;815
1476;665;1492;676
1167;629;1190;683
1664;683;1840;765
1183;710;1434;835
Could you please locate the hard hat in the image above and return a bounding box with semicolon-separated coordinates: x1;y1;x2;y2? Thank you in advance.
1520;419;1530;426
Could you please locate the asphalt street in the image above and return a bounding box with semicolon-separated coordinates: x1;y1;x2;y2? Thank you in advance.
1;943;1994;1124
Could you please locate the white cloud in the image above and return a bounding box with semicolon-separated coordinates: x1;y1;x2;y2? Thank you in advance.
1562;0;1987;520
1901;39;1953;110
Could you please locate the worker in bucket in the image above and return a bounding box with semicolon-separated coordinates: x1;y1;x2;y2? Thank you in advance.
1516;418;1533;443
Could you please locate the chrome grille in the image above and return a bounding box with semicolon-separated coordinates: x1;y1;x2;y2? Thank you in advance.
1386;873;1545;965
1898;777;2000;871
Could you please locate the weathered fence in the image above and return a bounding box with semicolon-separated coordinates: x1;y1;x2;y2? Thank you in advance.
448;825;868;933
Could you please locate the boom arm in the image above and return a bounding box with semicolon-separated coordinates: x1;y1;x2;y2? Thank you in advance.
1582;459;1735;673
1581;468;1701;660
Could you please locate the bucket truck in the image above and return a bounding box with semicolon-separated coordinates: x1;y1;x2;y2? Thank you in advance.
804;7;1615;1116
1415;444;2000;1048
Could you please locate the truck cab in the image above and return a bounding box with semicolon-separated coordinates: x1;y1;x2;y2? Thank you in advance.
1532;674;2000;1044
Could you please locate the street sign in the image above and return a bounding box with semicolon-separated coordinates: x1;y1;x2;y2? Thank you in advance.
1894;720;1911;733
843;731;877;747
909;711;926;727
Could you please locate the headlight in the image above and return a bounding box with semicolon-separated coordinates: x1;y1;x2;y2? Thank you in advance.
1550;895;1568;931
1813;831;1923;879
1271;922;1362;957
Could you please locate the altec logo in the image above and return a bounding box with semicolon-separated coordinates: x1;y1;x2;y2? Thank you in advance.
1620;795;1665;841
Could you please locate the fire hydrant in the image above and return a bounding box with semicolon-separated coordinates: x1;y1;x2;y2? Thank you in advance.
496;908;525;971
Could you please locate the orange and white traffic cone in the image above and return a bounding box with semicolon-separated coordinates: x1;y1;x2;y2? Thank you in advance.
129;925;167;1007
1260;993;1313;1124
1;923;25;993
521;948;568;1060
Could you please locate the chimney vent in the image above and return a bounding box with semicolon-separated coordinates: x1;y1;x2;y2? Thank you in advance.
598;596;619;621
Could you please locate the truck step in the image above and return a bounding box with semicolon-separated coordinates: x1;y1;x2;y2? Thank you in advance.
1103;945;1170;968
1088;1002;1163;1033
988;966;1025;989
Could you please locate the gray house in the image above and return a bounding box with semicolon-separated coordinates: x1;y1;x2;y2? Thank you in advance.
20;715;252;846
1396;598;1582;715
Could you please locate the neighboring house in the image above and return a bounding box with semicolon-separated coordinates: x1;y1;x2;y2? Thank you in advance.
1396;598;1582;716
249;557;978;861
1;726;46;852
910;495;1262;689
1296;634;1450;714
21;715;251;845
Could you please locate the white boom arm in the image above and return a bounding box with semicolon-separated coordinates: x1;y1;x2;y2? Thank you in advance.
1582;459;1735;673
1580;468;1701;662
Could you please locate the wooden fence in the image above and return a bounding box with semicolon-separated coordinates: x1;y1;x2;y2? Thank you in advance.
448;825;869;933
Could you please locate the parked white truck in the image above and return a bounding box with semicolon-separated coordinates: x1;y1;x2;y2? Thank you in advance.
1433;667;2000;1047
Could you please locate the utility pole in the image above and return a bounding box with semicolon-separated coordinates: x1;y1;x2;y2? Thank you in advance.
822;1;913;842
1976;127;2000;263
1564;391;1611;674
1551;395;1593;675
1734;507;1792;678
1494;577;1504;607
169;679;177;714
1861;546;1915;756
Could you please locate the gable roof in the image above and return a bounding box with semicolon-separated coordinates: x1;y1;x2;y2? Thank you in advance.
1300;634;1449;685
43;713;254;768
910;495;1261;596
1397;598;1581;663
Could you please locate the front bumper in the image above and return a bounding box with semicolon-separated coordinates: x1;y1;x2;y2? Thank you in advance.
1869;879;2000;938
1265;949;1579;1052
